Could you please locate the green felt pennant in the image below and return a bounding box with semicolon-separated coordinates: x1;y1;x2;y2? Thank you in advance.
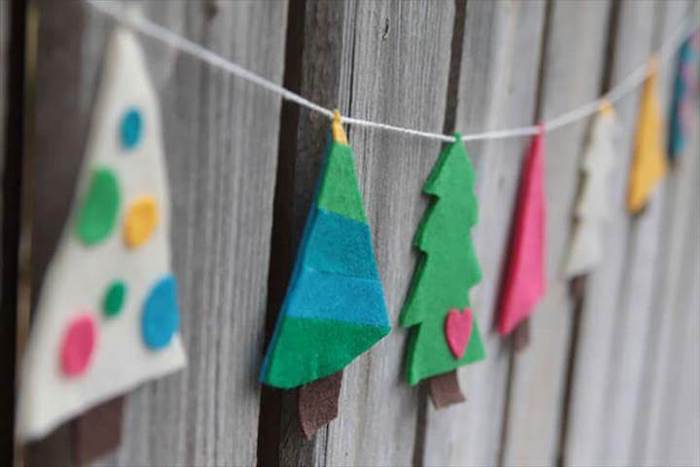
400;135;486;384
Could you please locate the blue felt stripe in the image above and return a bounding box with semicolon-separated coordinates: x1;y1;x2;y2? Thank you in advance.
302;208;380;279
284;267;390;328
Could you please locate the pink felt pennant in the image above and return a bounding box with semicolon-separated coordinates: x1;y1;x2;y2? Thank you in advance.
444;308;473;359
497;126;547;336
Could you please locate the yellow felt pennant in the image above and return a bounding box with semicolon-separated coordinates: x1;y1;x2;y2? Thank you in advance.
626;60;667;214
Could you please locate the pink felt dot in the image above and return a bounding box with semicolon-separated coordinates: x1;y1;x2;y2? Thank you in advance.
60;314;97;377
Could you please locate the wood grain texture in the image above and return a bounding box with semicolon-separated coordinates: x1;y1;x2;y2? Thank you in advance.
636;93;700;466
594;2;689;464
501;2;612;465
16;1;700;465
26;1;288;466
423;2;547;465
563;1;689;465
290;2;457;465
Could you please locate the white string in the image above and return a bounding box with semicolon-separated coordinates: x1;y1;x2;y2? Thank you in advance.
86;0;697;143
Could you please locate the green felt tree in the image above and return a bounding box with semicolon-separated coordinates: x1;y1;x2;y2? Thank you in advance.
400;135;486;386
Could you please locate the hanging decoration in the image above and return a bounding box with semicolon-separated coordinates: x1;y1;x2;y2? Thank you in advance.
497;127;547;337
18;28;186;441
259;112;390;433
668;32;700;162
400;135;485;407
565;103;619;278
627;59;668;214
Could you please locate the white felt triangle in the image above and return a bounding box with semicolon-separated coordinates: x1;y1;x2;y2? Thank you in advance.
565;109;618;277
17;28;186;441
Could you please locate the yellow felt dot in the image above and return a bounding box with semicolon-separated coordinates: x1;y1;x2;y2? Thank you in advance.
123;196;159;249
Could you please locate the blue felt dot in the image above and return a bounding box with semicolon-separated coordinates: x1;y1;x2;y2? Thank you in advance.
120;107;143;150
141;275;180;350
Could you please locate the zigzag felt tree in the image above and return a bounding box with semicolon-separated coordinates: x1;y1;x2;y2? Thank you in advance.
260;113;390;393
400;135;485;407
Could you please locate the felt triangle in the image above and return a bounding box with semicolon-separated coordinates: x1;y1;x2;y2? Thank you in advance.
260;121;390;389
400;136;485;386
18;28;186;441
497;128;546;336
627;61;667;214
566;106;618;277
668;32;699;161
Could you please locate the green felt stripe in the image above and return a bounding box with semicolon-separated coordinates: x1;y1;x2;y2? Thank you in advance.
406;317;486;385
316;140;367;224
262;316;390;388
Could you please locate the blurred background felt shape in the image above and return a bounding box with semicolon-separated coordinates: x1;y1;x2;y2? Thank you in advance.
17;27;185;441
497;128;546;336
566;105;619;278
627;61;667;214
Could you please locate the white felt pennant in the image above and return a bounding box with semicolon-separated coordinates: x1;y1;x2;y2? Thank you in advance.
17;28;186;441
565;107;618;278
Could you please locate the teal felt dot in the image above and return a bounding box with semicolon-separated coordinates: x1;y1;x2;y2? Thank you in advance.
120;107;143;150
141;275;180;350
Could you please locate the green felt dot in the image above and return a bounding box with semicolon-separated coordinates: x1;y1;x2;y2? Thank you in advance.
75;168;120;245
103;281;126;318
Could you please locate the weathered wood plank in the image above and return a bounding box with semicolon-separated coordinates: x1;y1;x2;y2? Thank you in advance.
501;2;612;465
26;1;288;465
276;1;457;465
638;98;700;466
423;1;547;465
630;2;697;464
594;2;689;464
564;1;680;465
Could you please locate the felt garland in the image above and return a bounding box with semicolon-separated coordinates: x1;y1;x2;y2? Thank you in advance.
18;28;186;441
627;60;667;214
260;113;390;390
668;32;700;162
400;135;485;401
497;127;547;337
566;104;619;278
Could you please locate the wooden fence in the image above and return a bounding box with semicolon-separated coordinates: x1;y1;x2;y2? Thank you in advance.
1;0;699;466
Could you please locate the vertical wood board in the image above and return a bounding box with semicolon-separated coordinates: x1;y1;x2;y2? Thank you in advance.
423;1;547;465
502;1;612;465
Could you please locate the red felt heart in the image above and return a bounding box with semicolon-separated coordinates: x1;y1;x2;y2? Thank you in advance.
444;308;473;359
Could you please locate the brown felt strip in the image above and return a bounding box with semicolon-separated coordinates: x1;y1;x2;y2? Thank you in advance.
513;316;531;352
72;396;124;466
428;370;465;409
298;371;342;439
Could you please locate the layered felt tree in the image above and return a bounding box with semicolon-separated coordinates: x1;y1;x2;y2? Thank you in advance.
400;135;486;389
260;114;390;390
18;28;185;441
566;104;618;278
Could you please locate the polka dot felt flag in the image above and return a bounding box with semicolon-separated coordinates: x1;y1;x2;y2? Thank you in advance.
17;28;186;441
260;115;391;389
